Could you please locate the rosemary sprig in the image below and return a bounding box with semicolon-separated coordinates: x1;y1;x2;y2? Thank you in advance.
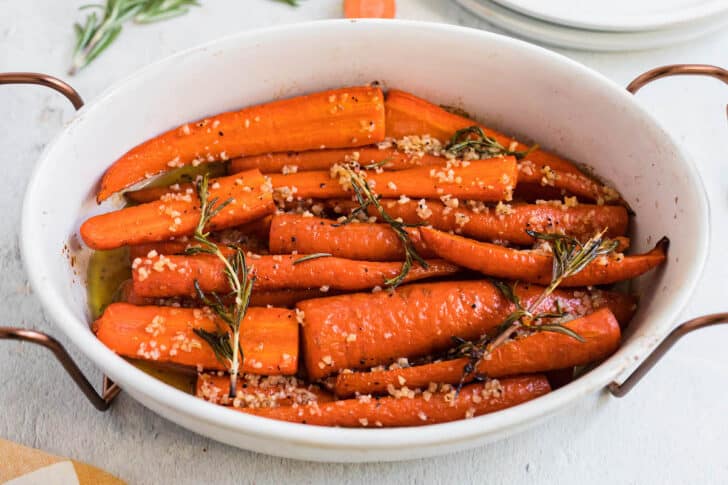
293;253;332;265
187;174;254;398
273;0;301;5
333;163;428;287
69;0;199;75
455;229;618;389
445;126;537;160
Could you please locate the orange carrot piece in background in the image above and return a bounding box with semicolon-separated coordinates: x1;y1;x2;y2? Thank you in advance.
230;146;446;174
334;308;621;397
298;280;635;379
344;0;396;18
329;199;629;245
420;227;667;287
268;214;433;261
196;373;334;407
244;375;550;427
249;289;333;308
268;158;518;201
97;86;386;201
385;89;581;174
93;303;298;374
81;170;274;250
131;253;459;297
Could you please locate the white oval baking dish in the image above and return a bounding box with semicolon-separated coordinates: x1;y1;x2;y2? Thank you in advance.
4;20;725;462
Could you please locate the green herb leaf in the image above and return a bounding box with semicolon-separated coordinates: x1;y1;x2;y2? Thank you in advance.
445;126;537;160
293;253;333;265
333;163;428;288
69;0;199;75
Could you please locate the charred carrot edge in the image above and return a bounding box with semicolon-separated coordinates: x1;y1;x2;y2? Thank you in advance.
268;214;434;261
131;253;459;297
242;375;550;427
268;158;518;202
196;373;334;407
97;86;386;202
81;170;275;250
329;199;629;245
298;280;636;380
344;0;396;18
230;146;449;174
385;89;581;174
420;227;668;287
334;308;621;397
93;303;298;375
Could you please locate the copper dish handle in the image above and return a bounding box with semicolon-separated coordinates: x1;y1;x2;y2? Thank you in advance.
0;72;119;411
609;64;728;397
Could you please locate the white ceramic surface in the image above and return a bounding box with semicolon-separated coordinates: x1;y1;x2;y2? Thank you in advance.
456;0;728;51
492;0;728;32
20;20;709;462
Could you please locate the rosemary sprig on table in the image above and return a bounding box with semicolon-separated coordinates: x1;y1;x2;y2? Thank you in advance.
69;0;199;75
445;126;536;160
333;163;428;288
272;0;301;5
455;229;618;389
186;174;254;398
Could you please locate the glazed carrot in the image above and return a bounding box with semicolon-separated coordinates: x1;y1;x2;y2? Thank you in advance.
334;308;621;397
131;253;459;297
249;289;335;308
516;161;623;205
243;375;550;427
268;214;433;261
196;373;333;407
93;303;298;374
344;0;396;18
298;280;635;379
127;216;271;260
97;86;386;201
385;89;581;172
81;170;274;250
268;158;518;201
230;147;448;173
421;227;668;287
329;199;629;245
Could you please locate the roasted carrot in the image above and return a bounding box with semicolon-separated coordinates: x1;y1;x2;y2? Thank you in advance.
230;146;448;174
269;214;433;261
329;199;628;245
268;158;517;201
127;216;271;260
334;308;621;397
132;253;459;297
385;89;581;172
93;303;298;374
81;170;275;250
249;289;333;308
243;375;550;427
516;161;623;205
298;280;635;379
196;373;333;407
421;227;667;287
344;0;396;18
97;86;386;201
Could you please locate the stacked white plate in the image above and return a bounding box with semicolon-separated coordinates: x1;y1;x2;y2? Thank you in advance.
455;0;728;51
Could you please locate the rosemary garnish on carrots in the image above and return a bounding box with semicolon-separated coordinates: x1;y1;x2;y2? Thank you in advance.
332;163;428;288
293;253;332;265
445;126;536;160
455;229;618;389
185;174;255;398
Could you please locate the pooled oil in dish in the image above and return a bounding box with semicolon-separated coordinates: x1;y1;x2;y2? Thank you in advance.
86;162;227;393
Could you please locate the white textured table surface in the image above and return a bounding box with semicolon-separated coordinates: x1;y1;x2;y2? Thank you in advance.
1;1;727;483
